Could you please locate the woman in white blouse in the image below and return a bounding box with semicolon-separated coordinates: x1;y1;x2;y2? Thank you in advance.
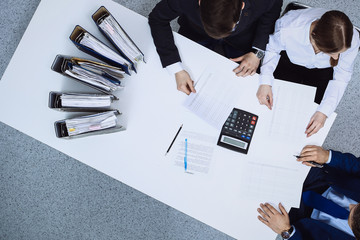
257;8;359;137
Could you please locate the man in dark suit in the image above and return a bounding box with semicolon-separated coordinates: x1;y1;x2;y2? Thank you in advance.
257;145;360;239
148;0;282;95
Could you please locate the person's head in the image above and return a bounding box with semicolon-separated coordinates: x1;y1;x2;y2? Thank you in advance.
311;10;353;66
200;0;244;39
349;203;360;240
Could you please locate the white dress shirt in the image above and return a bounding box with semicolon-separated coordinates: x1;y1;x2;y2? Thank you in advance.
260;8;360;117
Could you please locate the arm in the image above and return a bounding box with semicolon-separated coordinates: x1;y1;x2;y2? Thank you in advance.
231;0;282;77
298;145;360;175
148;0;182;68
327;150;360;175
256;17;286;108
252;0;283;51
317;29;360;117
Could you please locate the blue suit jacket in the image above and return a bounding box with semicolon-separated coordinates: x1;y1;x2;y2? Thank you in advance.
290;150;360;240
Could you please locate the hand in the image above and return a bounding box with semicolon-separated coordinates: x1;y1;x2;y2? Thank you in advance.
256;85;273;110
231;52;260;77
305;111;327;137
175;70;196;95
257;203;291;235
297;145;329;167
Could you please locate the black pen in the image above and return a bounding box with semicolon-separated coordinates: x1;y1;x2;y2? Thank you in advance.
293;155;323;168
165;124;183;156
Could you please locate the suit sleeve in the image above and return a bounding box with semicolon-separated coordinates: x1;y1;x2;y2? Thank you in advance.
148;0;182;68
251;0;283;50
290;218;355;240
327;150;360;175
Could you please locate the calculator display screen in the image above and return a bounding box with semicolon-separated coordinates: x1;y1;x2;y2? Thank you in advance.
221;136;247;149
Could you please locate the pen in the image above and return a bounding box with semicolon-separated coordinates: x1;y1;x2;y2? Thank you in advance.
293;155;323;168
184;138;188;172
165;124;183;156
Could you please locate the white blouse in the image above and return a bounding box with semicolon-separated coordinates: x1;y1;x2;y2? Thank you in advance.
260;8;360;117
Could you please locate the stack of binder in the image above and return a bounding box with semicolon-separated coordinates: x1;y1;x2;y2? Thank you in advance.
50;6;144;139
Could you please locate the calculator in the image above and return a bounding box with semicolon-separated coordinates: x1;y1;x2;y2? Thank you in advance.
217;108;258;154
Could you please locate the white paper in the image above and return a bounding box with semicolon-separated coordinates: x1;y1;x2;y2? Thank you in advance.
172;130;217;174
183;69;240;130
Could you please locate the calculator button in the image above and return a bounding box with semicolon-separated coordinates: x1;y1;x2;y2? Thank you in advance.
229;128;233;131
246;136;251;140
241;135;246;138
248;129;253;133
250;125;254;129
224;126;228;129
252;116;257;121
251;121;255;125
231;119;235;123
230;123;234;127
225;122;229;126
247;134;251;137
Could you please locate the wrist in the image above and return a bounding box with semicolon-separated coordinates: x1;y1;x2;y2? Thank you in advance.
281;225;294;239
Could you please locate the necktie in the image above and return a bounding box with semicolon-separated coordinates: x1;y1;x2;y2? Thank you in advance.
302;190;350;219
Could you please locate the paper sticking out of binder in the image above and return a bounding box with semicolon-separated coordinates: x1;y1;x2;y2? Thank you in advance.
49;91;118;112
92;6;145;72
54;110;124;139
70;25;132;75
51;55;124;95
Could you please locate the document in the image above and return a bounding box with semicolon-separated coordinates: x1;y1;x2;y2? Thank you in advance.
65;110;118;136
267;84;315;141
60;93;113;108
79;32;131;67
183;69;240;130
172;130;217;174
98;14;144;64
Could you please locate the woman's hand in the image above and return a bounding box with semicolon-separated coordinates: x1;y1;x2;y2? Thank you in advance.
256;85;273;110
305;111;327;137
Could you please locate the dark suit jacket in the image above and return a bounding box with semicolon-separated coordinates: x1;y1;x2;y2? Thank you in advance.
148;0;282;67
290;150;360;240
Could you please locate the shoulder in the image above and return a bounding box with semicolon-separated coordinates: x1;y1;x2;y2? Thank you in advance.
279;8;326;27
167;0;198;13
248;0;281;13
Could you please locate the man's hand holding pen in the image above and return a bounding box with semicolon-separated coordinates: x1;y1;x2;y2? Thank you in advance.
295;145;329;167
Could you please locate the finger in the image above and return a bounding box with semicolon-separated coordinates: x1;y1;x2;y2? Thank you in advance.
233;65;245;75
264;97;272;110
306;123;319;137
261;203;274;215
188;80;196;93
235;64;246;75
307;127;320;137
257;208;270;220
269;93;273;109
265;203;278;215
180;85;190;95
239;67;251;77
305;122;317;135
230;56;244;63
305;117;315;133
279;203;288;216
257;216;269;226
250;70;256;76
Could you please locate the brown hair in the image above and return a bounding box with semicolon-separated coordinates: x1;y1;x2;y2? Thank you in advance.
200;0;242;39
311;10;353;67
352;204;360;240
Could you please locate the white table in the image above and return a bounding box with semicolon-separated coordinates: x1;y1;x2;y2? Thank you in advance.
0;0;335;238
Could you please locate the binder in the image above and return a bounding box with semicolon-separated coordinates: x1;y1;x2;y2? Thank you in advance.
69;25;132;75
48;91;118;112
92;6;145;72
54;110;124;139
51;55;124;95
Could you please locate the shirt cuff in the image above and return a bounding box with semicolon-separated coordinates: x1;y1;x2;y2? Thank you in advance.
316;103;333;118
252;46;265;52
259;74;274;86
326;150;332;164
166;62;184;75
289;225;296;238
